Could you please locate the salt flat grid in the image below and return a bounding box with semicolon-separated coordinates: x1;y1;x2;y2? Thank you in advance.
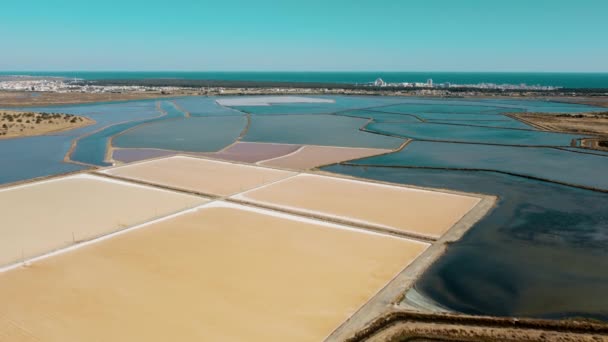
0;157;462;341
0;200;430;341
232;172;481;240
0;153;482;273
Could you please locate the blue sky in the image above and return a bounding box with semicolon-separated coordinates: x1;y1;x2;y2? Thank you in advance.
1;0;606;71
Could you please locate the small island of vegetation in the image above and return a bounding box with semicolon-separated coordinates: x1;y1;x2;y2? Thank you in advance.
0;111;94;139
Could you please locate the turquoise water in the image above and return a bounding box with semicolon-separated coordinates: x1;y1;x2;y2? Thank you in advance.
425;119;533;129
340;110;422;123
14;99;162;137
561;147;608;157
2;71;608;88
349;141;608;191
114;116;247;152
69;101;185;165
243;114;404;148
231;96;406;115
172;97;243;116
233;103;337;115
412;112;515;120
381;104;513;115
366;122;582;146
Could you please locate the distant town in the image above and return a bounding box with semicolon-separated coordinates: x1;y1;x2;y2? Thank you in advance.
365;77;560;91
0;75;605;101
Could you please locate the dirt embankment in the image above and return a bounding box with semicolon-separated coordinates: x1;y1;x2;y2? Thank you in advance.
0;91;178;107
346;311;608;342
510;112;608;151
0;110;95;139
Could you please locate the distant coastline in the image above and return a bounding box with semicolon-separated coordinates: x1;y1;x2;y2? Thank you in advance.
2;71;608;88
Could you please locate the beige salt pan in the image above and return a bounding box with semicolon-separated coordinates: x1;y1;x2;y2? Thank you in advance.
103;155;296;196
234;173;481;239
260;145;392;170
0;174;206;267
0;203;428;342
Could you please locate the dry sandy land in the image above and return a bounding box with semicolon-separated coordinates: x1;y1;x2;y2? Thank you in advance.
554;96;608;108
0;174;206;267
0;202;428;342
0;91;173;107
260;145;392;170
103;156;296;197
0;110;94;139
216;95;335;106
513;112;608;135
234;174;481;239
203;142;302;163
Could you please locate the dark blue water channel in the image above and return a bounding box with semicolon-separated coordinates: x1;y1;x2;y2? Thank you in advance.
323;165;608;320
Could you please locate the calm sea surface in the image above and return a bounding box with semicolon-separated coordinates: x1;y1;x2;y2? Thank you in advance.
1;71;608;88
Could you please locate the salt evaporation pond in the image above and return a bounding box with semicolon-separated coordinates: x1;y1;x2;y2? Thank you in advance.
243;114;404;149
113;116;247;152
366;121;583;146
0;135;87;184
323;165;608;321
1;95;608;324
348;141;608;191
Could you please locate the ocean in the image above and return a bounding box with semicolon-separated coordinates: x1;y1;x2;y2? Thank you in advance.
1;71;608;88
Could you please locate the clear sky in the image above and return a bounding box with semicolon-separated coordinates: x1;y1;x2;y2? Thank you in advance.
1;0;606;72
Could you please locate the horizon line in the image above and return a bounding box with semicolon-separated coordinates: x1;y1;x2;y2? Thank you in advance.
2;70;608;74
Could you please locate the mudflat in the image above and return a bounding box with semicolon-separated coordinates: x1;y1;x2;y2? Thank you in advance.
103;156;296;196
0;174;206;267
260;145;391;170
0;203;428;341
234;173;481;239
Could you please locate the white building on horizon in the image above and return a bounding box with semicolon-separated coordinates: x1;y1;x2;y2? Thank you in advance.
374;78;387;87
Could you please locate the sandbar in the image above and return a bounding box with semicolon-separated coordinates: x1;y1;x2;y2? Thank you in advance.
102;156;296;196
233;174;481;239
0;202;428;341
260;145;392;170
0;174;206;267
